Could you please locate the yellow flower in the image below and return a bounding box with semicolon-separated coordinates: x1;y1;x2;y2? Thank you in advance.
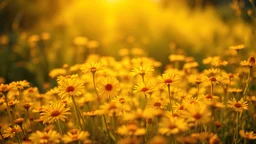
0;84;10;93
134;81;155;95
97;77;121;99
240;60;251;67
9;80;30;90
247;56;255;67
169;54;185;62
58;75;85;99
117;123;146;136
229;44;245;51
100;101;123;116
147;96;168;110
188;74;208;85
69;64;83;73
149;136;167;144
239;130;256;140
203;68;220;76
227;98;248;112
118;48;130;57
73;36;88;46
40;102;71;124
123;108;155;121
87;40;99;49
80;62;104;74
172;102;186;112
29;130;61;144
183;61;199;69
157;72;180;86
83;110;102;117
62;129;90;143
49;68;67;78
3;125;21;138
184;103;211;124
159;115;188;136
112;95;131;105
131;65;154;77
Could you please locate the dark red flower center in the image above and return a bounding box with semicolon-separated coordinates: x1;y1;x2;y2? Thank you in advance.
105;84;113;91
66;86;75;92
91;67;96;72
154;102;161;107
51;110;61;117
164;79;173;84
169;124;177;129
210;77;217;82
234;103;242;108
119;98;125;104
193;113;202;120
141;87;149;92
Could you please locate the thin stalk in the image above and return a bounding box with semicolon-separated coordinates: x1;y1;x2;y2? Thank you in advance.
71;96;83;129
92;72;101;105
167;85;172;113
57;120;63;134
102;115;116;143
243;67;251;96
26;109;32;128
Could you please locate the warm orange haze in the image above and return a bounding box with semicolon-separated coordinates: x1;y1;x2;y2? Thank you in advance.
0;0;255;143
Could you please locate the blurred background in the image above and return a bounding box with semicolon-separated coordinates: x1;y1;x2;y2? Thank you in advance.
0;0;255;91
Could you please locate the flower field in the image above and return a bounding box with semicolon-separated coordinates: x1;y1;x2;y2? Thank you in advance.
0;0;256;144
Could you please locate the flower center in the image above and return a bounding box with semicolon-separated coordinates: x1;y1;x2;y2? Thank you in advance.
51;110;61;117
193;113;202;120
105;84;113;91
179;105;184;110
91;67;96;72
66;86;75;92
119;98;125;104
141;87;149;92
154;102;161;107
205;94;212;99
164;79;173;84
41;135;49;140
10;128;16;133
210;77;217;82
234;103;242;108
169;124;177;129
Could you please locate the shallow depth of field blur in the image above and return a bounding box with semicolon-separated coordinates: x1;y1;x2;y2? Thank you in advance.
0;0;256;144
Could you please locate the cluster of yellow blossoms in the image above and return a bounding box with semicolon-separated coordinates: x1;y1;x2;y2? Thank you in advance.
0;46;255;144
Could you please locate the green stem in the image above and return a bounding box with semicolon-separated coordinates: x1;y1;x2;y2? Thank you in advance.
71;96;83;130
167;85;172;113
243;67;251;96
92;72;101;105
57;120;63;134
102;115;116;143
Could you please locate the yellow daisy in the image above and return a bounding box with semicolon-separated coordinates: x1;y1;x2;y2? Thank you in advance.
57;75;85;99
117;123;146;136
229;44;245;51
40;102;71;124
134;81;155;95
131;65;154;77
227;98;248;112
80;62;104;74
158;116;188;136
29;130;61;144
3;125;21;138
62;129;90;143
157;72;180;86
9;80;30;90
97;77;121;99
240;130;256;140
184;103;211;124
